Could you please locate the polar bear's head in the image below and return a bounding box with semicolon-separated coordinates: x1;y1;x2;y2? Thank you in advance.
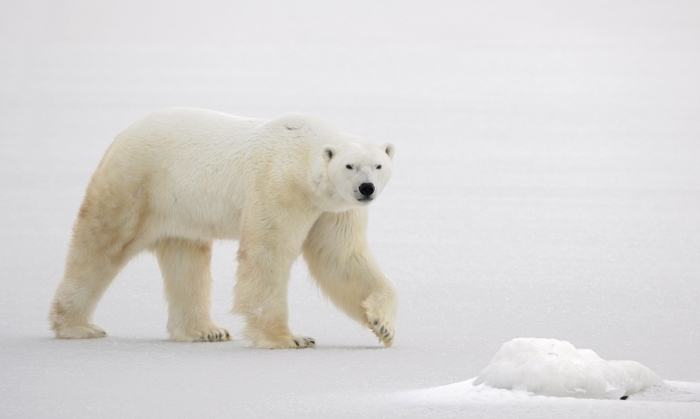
322;141;395;206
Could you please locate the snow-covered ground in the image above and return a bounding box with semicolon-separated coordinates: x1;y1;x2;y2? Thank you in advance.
472;338;664;399
1;1;699;418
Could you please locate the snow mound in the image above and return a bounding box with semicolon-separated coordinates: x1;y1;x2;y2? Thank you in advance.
473;338;665;399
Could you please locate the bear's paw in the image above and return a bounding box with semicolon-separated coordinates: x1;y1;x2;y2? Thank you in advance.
254;334;316;349
362;291;397;347
55;324;107;339
172;325;232;342
368;317;395;347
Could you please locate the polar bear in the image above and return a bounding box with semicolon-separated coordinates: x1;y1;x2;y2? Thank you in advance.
49;108;397;348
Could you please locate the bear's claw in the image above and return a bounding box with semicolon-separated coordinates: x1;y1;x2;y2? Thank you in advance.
252;334;316;349
282;335;316;349
185;326;232;342
369;317;394;347
362;290;397;347
294;336;315;348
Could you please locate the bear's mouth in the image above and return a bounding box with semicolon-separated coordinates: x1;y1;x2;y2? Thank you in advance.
357;197;374;203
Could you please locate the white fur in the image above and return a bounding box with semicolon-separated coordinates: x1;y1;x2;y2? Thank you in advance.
49;108;397;348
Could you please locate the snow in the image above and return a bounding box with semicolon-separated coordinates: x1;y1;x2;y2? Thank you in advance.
473;338;664;399
398;378;700;405
2;0;700;418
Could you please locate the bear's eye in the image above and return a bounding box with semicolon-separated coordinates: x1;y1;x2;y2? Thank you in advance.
376;165;382;169
346;164;353;170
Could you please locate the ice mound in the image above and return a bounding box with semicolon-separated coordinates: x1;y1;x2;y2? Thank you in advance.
473;338;664;399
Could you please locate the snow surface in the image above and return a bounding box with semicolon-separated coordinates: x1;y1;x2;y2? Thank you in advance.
473;338;664;399
1;1;700;418
398;378;700;405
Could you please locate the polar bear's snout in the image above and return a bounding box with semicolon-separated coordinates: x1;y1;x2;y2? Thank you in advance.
355;180;376;202
359;183;375;197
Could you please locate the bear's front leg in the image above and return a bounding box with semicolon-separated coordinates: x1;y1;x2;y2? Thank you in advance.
303;209;398;347
233;207;318;349
233;244;316;348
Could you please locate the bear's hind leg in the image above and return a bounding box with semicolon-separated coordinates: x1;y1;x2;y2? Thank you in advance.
50;210;139;339
50;249;120;339
155;238;231;342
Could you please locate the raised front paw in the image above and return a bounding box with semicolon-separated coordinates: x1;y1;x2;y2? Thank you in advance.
362;289;397;347
368;316;395;347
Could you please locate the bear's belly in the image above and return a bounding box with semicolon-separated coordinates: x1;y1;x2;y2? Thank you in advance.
151;199;244;242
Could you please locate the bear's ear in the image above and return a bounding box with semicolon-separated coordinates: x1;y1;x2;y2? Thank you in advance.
322;145;337;163
382;143;395;160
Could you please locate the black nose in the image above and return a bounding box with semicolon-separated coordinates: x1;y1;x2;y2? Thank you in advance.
359;183;375;197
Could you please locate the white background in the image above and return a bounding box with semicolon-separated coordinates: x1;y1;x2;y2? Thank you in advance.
1;1;699;417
